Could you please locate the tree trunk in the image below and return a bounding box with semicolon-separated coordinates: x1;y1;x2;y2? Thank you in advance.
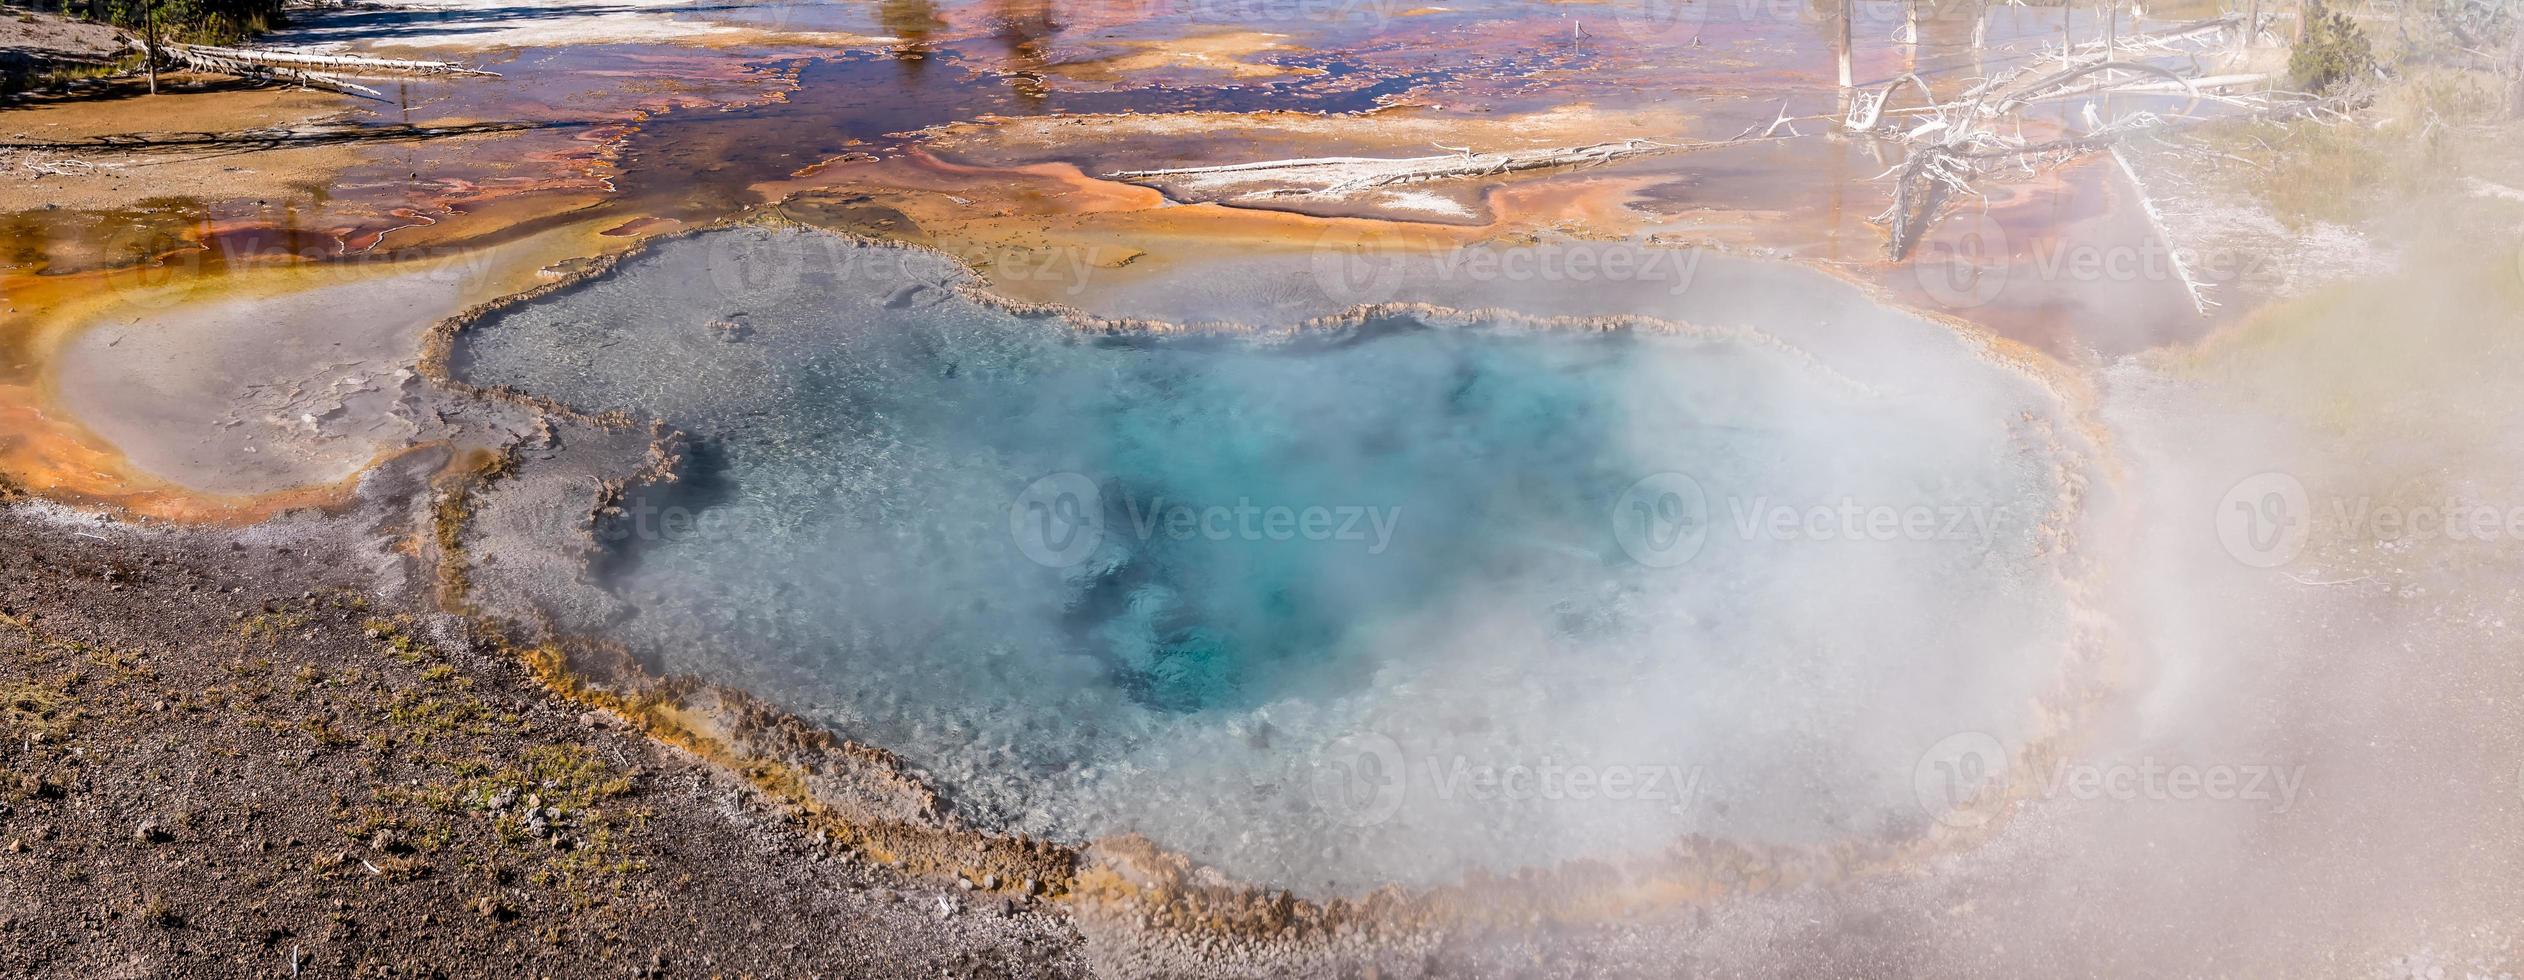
2062;3;2074;68
141;0;158;95
2508;28;2524;117
1839;0;1856;89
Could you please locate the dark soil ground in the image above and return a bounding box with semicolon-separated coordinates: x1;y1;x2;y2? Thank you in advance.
0;6;122;62
0;495;1089;978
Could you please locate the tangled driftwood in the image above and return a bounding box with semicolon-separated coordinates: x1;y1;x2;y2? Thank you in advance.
1842;15;2330;269
1102;7;2342;313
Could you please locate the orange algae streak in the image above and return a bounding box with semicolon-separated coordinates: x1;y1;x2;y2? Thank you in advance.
755;150;1168;217
0;218;636;523
0;385;366;524
602;216;688;238
0;267;329;522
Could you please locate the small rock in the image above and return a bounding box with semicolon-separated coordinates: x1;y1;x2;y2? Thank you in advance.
133;820;168;844
472;896;512;920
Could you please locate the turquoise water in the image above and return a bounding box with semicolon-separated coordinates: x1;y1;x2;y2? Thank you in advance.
458;228;2078;889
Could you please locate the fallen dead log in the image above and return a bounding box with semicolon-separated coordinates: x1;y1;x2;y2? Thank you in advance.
1109;139;1685;194
0;120;573;155
2066;14;2241;55
160;43;500;78
1843;73;1945;133
2088;104;2215;317
133;39;379;97
129;39;498;98
2093;73;2273;92
1992;60;2196;114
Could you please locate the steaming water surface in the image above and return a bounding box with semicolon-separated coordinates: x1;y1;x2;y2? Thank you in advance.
458;228;2085;890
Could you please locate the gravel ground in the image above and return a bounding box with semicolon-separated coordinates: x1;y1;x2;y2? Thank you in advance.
0;479;1089;978
0;6;125;65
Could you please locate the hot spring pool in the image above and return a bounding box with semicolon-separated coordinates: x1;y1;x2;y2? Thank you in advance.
456;227;2087;891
